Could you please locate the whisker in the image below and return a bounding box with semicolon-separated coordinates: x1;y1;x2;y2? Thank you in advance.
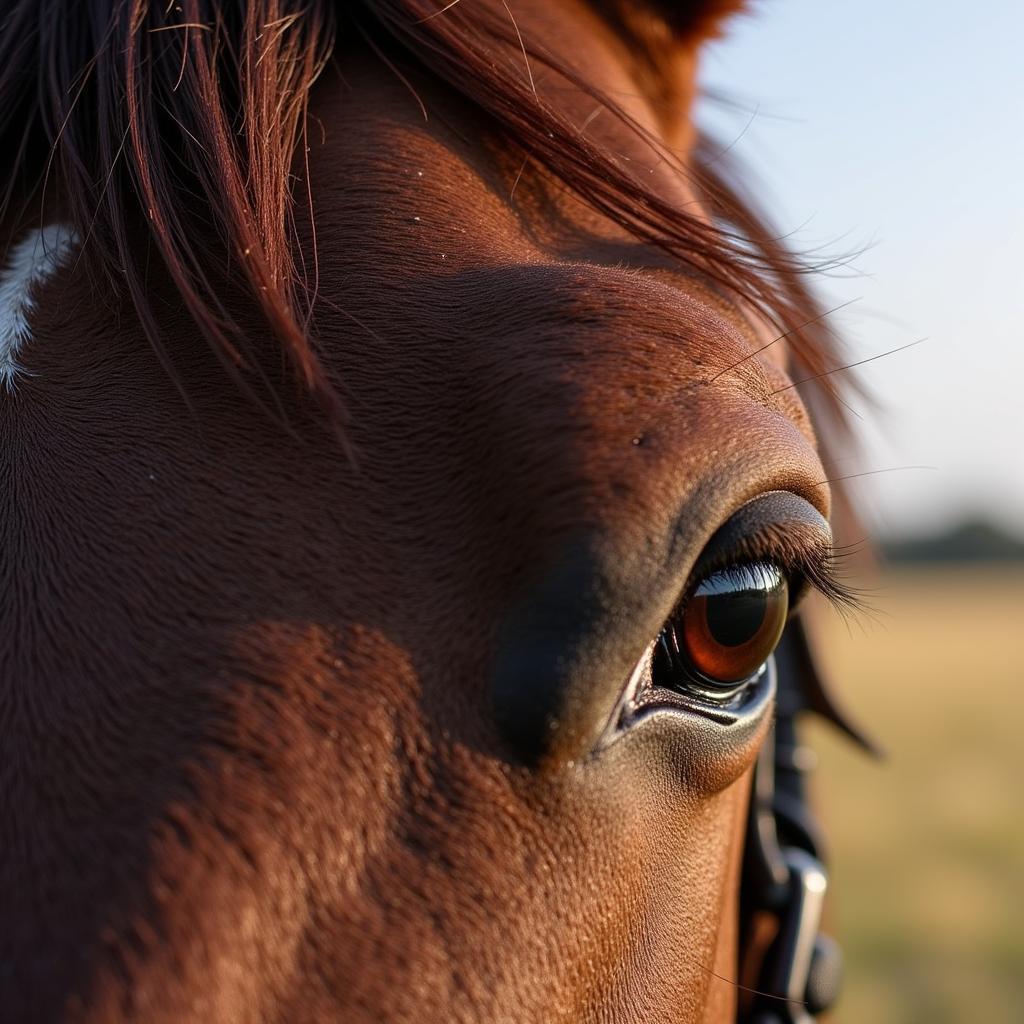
671;949;812;1008
300;105;321;332
814;465;938;486
770;337;927;395
708;299;859;382
828;386;864;422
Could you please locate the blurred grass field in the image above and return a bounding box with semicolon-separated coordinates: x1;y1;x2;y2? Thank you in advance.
807;566;1024;1023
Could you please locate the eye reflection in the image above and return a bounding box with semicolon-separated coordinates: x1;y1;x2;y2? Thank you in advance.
653;563;788;693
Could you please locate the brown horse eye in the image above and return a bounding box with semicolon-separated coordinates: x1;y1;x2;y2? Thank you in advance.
652;564;788;694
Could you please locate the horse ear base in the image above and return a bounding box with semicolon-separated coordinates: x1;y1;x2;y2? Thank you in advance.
789;615;884;759
652;0;750;41
588;1;749;46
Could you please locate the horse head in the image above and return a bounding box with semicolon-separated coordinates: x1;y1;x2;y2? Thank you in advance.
1;2;860;1020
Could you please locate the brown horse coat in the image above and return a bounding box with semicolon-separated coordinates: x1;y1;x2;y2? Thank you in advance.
1;2;856;1021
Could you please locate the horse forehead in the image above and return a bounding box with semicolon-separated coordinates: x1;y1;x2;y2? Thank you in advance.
307;43;786;417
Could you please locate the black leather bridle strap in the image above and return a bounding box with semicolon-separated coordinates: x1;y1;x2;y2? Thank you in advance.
738;626;844;1023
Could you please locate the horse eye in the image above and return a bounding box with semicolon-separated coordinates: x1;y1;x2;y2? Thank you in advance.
651;563;788;696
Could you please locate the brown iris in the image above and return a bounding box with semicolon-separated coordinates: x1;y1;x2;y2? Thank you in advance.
651;563;789;695
680;563;788;684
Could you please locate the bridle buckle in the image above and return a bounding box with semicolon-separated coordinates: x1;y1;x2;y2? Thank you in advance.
750;846;829;1024
740;650;844;1024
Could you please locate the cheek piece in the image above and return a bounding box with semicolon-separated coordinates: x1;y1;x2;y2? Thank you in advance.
738;631;844;1024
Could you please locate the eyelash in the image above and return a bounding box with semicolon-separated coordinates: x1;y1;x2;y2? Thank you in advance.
791;542;866;613
602;519;863;743
689;535;864;617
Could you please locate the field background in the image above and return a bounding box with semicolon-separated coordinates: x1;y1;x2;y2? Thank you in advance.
807;566;1024;1023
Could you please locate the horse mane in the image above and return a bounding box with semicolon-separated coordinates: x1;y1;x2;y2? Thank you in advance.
0;0;852;443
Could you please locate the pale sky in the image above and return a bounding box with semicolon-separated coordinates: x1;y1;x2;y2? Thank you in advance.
698;0;1023;540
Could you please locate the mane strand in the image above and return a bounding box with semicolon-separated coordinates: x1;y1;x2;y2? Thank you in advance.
0;0;853;447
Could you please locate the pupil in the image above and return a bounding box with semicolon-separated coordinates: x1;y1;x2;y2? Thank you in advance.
705;590;767;648
649;562;788;694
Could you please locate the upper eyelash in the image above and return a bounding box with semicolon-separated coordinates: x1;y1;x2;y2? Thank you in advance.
788;542;867;614
685;528;867;616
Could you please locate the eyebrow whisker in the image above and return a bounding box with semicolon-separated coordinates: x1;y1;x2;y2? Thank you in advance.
770;337;927;395
813;465;938;486
708;298;860;382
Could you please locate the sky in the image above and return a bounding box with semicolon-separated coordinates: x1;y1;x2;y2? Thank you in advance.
697;0;1024;540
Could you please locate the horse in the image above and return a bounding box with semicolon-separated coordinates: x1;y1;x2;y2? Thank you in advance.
0;1;867;1021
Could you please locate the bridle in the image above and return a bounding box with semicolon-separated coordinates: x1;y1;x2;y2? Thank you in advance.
737;626;845;1023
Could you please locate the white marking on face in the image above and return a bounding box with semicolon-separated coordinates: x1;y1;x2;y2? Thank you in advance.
0;223;80;392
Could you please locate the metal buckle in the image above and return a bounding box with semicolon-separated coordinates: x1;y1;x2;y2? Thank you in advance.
750;847;828;1024
741;652;843;1023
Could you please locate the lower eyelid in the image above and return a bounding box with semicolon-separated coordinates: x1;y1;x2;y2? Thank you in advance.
606;642;771;743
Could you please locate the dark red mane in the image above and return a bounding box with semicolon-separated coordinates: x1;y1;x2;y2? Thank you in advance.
0;0;852;438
